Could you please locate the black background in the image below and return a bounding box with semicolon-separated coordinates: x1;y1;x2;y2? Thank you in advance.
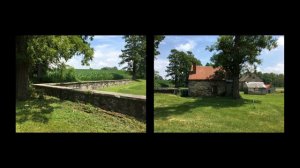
2;2;298;157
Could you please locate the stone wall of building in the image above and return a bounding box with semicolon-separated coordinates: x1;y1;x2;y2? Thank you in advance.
188;80;226;97
32;82;146;121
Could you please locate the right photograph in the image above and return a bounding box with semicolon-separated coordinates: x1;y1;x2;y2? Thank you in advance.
154;35;284;133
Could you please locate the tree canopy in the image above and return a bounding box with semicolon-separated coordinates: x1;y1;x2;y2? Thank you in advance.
205;62;214;66
16;35;94;100
166;49;201;87
154;35;165;57
16;35;94;66
207;35;278;98
119;35;165;79
119;35;146;80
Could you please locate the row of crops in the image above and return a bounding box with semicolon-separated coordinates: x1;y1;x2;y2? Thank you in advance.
33;68;132;83
75;69;131;81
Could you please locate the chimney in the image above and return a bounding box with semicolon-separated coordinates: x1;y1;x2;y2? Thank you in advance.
191;63;196;74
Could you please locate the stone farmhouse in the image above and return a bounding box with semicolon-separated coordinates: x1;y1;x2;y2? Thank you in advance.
188;64;233;97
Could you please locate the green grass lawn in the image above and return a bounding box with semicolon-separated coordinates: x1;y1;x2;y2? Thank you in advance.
98;80;146;96
16;96;145;133
154;92;284;132
275;87;284;93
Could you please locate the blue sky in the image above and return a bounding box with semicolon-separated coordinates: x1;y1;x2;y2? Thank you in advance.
65;35;284;78
66;35;126;69
155;35;284;79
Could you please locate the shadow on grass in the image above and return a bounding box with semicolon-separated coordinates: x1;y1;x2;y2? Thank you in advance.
16;97;61;124
133;79;143;82
154;96;262;120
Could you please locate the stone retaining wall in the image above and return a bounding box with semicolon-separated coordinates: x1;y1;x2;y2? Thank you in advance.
154;88;179;94
51;79;132;90
32;81;145;121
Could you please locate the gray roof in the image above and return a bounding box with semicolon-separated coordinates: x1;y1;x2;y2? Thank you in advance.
240;73;262;82
245;82;266;88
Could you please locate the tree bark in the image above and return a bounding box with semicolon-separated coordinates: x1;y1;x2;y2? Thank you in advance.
232;75;241;99
37;63;47;82
132;61;137;80
232;35;241;99
16;62;29;100
174;75;178;88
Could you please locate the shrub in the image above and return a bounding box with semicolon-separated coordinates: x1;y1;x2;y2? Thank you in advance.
154;79;174;88
45;67;78;83
179;88;189;97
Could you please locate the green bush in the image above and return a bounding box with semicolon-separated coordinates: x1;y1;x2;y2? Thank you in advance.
179;88;189;97
154;79;174;88
44;67;78;83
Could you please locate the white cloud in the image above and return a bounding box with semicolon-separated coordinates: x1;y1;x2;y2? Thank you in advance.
175;40;196;51
91;49;122;68
259;36;284;56
66;44;124;69
278;36;284;46
256;66;262;72
261;47;280;56
93;36;120;40
160;41;166;45
154;59;170;79
259;63;284;74
94;44;110;50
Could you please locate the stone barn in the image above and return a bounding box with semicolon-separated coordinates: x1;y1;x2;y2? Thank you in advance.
239;73;262;91
188;65;232;97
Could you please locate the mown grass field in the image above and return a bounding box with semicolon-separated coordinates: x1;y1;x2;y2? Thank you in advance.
275;87;284;93
16;96;145;133
99;80;146;96
154;92;284;132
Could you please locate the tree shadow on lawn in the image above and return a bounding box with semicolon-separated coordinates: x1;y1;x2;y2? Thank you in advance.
154;96;262;120
16;97;61;124
133;79;145;82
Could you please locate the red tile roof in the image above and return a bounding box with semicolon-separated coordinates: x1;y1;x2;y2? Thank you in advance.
188;66;223;80
265;84;271;89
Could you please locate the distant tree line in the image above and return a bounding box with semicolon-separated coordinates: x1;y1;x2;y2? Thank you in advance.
256;72;284;87
101;66;118;70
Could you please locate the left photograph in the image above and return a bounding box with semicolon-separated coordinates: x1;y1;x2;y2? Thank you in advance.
16;35;146;133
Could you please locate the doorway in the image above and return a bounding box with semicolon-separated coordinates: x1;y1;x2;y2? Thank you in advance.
212;86;218;96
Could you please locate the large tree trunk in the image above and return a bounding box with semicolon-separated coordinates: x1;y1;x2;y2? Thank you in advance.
174;75;179;88
232;75;241;99
132;61;137;80
232;35;241;99
37;63;46;82
16;62;29;100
